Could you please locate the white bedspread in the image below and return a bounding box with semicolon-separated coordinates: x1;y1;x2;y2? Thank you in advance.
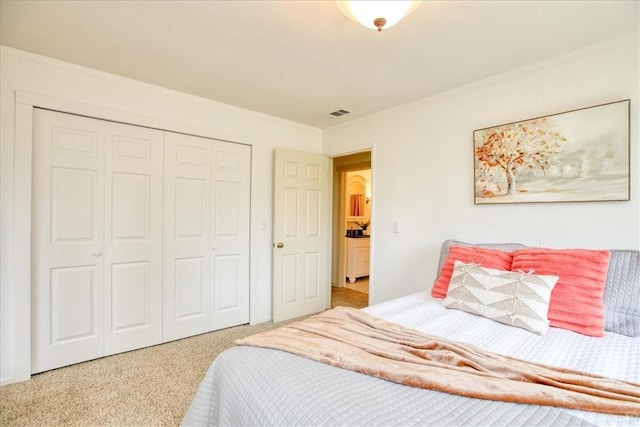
183;292;640;426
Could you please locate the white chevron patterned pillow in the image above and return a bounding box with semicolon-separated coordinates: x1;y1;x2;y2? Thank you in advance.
442;261;559;335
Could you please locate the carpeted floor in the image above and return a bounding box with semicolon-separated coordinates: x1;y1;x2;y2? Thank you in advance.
0;287;368;426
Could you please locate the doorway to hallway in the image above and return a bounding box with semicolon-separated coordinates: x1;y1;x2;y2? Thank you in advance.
331;151;371;307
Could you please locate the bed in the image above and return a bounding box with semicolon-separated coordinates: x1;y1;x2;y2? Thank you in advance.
183;242;640;427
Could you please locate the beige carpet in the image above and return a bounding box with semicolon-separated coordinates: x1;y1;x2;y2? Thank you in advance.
0;288;367;426
0;321;292;426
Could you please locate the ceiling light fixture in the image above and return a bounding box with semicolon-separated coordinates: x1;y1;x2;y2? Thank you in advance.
337;1;421;32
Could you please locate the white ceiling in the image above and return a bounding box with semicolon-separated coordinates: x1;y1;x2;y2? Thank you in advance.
1;1;638;129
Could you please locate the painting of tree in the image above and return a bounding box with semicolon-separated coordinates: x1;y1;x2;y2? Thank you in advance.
475;118;566;196
473;100;629;204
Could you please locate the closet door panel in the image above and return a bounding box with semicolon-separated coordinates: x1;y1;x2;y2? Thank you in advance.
111;172;150;239
174;257;207;317
163;133;212;341
210;143;250;329
32;109;105;374
104;123;164;354
175;177;207;240
50;266;97;342
110;261;150;330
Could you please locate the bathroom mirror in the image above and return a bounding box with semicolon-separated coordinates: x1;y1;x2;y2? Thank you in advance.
346;174;367;220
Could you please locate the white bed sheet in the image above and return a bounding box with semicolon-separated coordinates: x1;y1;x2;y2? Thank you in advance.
183;291;640;426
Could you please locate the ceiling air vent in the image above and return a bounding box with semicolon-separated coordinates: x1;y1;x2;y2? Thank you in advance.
329;109;350;117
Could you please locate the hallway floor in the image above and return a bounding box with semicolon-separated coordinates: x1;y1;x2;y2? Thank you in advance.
331;278;369;309
345;277;369;293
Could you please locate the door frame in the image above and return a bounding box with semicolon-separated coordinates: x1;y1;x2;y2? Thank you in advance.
9;92;258;383
331;153;372;290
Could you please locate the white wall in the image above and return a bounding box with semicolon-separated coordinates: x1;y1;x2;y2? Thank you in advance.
323;34;640;306
0;46;322;384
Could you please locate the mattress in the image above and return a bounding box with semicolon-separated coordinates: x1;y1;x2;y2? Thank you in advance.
182;292;640;426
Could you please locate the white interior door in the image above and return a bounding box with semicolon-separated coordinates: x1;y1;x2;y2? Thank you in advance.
32;110;165;373
163;132;212;341
32;109;250;372
103;122;164;354
272;149;330;322
32;109;106;373
210;142;251;330
163;133;251;341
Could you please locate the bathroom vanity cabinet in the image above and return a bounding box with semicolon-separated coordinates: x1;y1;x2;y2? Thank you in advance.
346;236;370;283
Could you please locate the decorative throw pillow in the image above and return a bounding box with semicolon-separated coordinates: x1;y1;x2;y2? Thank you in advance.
511;248;611;337
435;240;526;275
442;261;559;335
432;245;514;299
602;250;640;337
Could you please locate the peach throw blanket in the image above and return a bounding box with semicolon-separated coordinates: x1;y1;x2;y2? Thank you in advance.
237;307;640;417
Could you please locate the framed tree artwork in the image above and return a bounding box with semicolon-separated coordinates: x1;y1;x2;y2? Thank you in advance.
473;100;630;204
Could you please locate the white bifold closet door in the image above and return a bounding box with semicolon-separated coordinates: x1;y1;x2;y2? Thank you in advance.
32;109;164;374
162;132;250;342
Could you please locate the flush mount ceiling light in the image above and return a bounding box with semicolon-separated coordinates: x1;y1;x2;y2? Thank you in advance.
337;1;421;32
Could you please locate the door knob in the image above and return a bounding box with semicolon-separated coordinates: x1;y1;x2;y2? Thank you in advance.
276;242;284;248
92;251;102;257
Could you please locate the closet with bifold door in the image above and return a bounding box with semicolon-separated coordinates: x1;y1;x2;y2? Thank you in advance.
31;109;250;374
162;132;250;342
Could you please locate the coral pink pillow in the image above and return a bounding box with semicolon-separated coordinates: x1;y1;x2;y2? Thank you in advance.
511;248;611;337
432;245;514;298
